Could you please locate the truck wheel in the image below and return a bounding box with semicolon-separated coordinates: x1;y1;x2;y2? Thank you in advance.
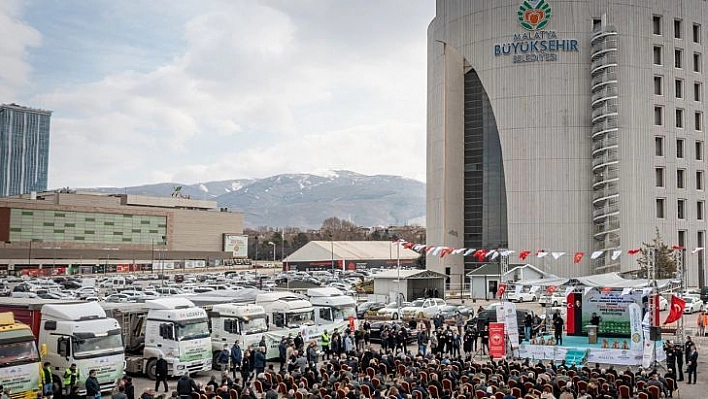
52;375;63;399
553;301;559;307
392;313;398;320
212;352;221;370
146;358;157;380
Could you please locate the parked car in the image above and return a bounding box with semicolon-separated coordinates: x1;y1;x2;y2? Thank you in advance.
357;302;386;318
683;297;703;314
377;302;411;320
506;291;538;303
400;298;447;319
538;292;567;307
368;321;418;344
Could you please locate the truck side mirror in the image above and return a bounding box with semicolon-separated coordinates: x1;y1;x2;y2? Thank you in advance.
57;337;69;358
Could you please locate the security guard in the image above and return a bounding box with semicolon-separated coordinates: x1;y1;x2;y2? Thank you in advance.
321;330;331;360
63;363;80;395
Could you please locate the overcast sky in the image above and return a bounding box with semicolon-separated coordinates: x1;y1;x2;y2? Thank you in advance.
1;0;434;188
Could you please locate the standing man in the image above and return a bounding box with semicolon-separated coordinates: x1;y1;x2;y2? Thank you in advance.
524;313;533;342
553;313;564;345
675;344;685;382
218;344;230;372
417;329;428;355
42;362;53;399
254;347;266;376
687;344;699;384
278;337;288;371
664;342;677;379
321;329;331;360
85;370;100;399
176;374;198;399
230;341;243;380
684;336;694;364
63;363;80;395
154;354;169;393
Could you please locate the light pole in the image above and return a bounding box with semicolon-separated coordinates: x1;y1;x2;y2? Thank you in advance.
329;233;335;276
254;236;259;269
268;241;276;263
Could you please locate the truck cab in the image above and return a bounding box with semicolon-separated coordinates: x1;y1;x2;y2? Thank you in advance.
255;292;315;330
39;302;124;394
209;304;267;365
307;287;357;325
0;312;41;399
102;297;212;379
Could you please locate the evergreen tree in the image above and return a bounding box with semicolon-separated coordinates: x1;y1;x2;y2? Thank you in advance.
637;228;678;279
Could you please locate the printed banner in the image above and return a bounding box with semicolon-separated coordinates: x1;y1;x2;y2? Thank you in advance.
628;303;643;352
496;301;520;348
583;289;641;335
489;323;506;358
517;344;568;361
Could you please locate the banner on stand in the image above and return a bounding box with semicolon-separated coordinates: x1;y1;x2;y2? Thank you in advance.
489;323;506;358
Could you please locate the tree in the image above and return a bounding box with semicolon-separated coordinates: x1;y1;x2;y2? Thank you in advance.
637;228;678;279
320;217;365;240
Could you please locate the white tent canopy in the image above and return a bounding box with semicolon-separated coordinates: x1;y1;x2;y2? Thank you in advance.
512;272;676;289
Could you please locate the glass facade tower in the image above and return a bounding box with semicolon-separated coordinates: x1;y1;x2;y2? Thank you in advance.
0;104;52;197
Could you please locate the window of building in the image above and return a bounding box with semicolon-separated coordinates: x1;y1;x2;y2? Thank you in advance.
679;230;687;247
698;201;705;220
699;231;705;252
655;106;664;125
593;19;602;31
656;198;666;218
656;168;665;187
654;76;663;95
678;169;686;188
675;19;683;39
676;108;684;128
653;16;662;35
694;23;702;43
676;49;683;68
694;52;702;72
678;199;686;219
696;141;704;160
696;112;703;131
654;46;663;65
695;82;703;101
676;79;684;98
698;170;705;190
656;136;665;156
678;138;685;158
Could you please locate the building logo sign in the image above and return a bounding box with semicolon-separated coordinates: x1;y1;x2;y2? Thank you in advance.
494;0;579;63
518;0;551;31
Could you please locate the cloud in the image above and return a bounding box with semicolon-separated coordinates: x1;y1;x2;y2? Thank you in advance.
0;0;41;99
25;0;433;188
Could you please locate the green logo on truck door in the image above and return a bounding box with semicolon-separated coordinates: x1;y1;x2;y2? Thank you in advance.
0;363;40;399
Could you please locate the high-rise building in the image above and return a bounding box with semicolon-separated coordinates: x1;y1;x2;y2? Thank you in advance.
0;103;52;197
427;0;708;287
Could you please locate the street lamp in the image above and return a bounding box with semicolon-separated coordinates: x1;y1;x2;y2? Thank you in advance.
268;241;276;263
329;233;335;276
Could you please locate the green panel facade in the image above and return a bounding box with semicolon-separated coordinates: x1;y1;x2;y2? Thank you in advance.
8;208;167;244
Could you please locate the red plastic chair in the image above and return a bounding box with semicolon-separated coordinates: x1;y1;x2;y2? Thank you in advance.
442;379;453;392
253;380;263;394
475;390;487;399
647;385;661;399
428;385;439;399
618;385;631;399
511;387;522;398
361;385;372;399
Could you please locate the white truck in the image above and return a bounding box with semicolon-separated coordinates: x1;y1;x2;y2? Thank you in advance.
208;303;268;364
254;292;315;358
0;299;125;395
307;287;357;325
101;297;212;379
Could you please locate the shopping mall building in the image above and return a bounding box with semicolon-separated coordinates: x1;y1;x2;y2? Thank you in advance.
0;191;243;276
427;0;708;287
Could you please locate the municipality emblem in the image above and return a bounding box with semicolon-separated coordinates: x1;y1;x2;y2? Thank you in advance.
518;0;552;31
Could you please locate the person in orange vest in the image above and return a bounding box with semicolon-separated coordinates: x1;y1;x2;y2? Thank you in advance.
698;310;708;336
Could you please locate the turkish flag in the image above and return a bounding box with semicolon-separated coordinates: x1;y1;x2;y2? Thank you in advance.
627;248;641;255
573;252;584;264
664;295;686;325
546;285;557;294
519;250;531;261
672;245;684;251
496;284;507;298
601;287;612;294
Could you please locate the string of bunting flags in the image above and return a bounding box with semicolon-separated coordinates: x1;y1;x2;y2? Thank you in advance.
393;240;705;263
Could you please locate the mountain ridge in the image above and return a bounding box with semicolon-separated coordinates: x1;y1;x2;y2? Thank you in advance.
79;170;425;229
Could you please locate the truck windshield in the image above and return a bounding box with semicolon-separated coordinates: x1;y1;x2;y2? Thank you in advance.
332;305;356;321
285;311;315;328
0;340;40;366
176;320;210;341
240;318;268;334
73;335;123;356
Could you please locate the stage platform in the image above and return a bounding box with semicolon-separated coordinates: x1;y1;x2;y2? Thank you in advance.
515;334;666;366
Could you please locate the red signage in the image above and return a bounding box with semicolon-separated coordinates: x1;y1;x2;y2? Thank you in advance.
489;322;506;358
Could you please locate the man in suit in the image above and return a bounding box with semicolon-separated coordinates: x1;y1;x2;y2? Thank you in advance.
687;344;699;384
